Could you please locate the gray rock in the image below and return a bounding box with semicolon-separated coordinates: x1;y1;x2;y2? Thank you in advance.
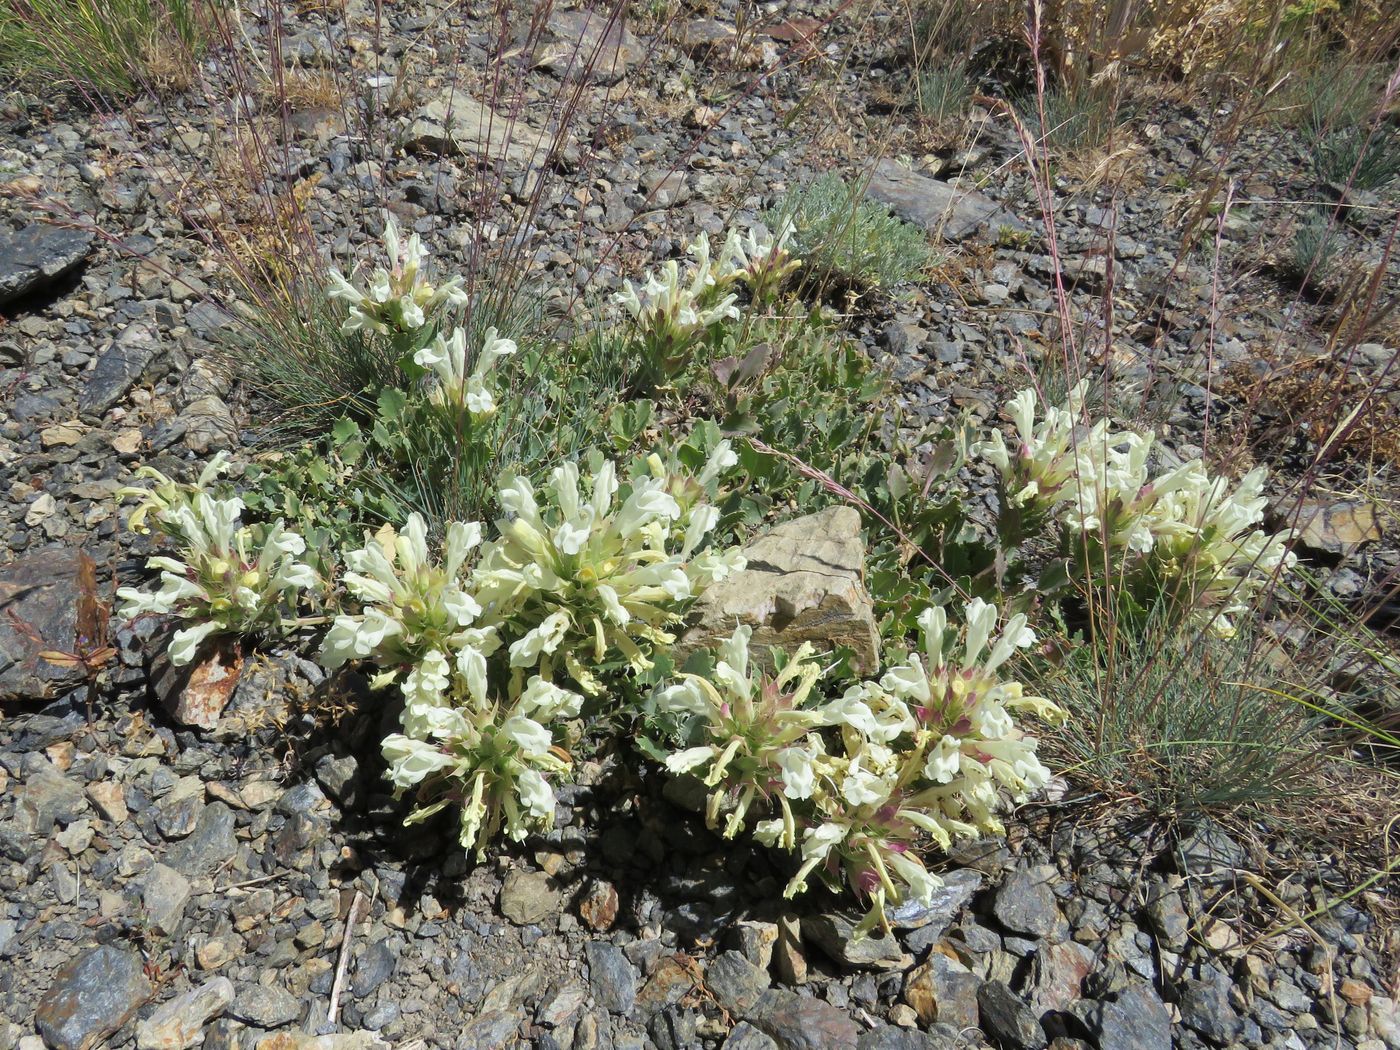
140;863;192;935
154;792;205;839
586;941;637;1014
676;506;880;674
499;869;562;926
745;989;861;1050
164;802;237;876
135;977;234;1050
888;868;983;932
978;981;1047;1049
181;395;238;454
993;865;1066;939
723;1022;778;1050
228;982;301;1029
455;1011;521;1049
1145;889;1190;950
0;548;95;703
79;322;159;420
0;223;94;306
1073;982;1171;1050
902;953;980;1030
353;939;395;998
1175;820;1247;884
800;913;912;971
676;18;735;55
15;757;88;834
1179;968;1244;1043
706;951;770;1016
856;1028;946;1050
865;159;1029;244
534;9;643;85
35;944;152;1050
314;754;361;807
404;91;549;171
1026;940;1096;1016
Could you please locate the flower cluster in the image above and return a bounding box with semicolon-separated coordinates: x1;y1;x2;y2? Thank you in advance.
328;212;467;336
714;222;801;299
474;443;746;693
654;600;1063;936
615;226;801;389
413;325;518;420
117;455;319;665
978;384;1296;636
316;445;743;852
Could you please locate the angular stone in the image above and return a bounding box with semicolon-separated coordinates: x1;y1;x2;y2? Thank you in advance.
136;977;234;1050
1026;940;1096;1016
534;9;644;85
499;869;562;925
254;1034;389;1050
16;757;88;834
1175;820;1247;884
0;223;94;306
801;912;912;970
164;802;237;876
405;91;550;170
773;914;807;986
978;980;1047;1049
857;1028;947;1050
887;868;983;932
723;1022;778;1050
902;953;980;1030
181;395;239;454
578;878;619;932
866;158;1029;244
228;982;301;1029
676;506;880;674
141;863;193;936
153;632;246;733
86;781;129;824
1178;968;1244;1043
585;940;637;1014
706;951;770;1016
676;18;735;55
0;548;96;703
35;944;152;1050
745;989;860;1050
1072;982;1171;1050
1275;499;1382;559
993;865;1066;939
352;938;395;998
79;322;159;420
1145;889;1189;950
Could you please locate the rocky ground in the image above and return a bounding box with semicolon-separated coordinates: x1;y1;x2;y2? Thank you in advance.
2;1;1399;1049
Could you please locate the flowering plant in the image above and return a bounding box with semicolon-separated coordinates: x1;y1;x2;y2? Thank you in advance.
413;325;518;420
978;383;1296;636
328;211;467;336
117;454;319;664
473;443;746;693
616;233;741;390
653;600;1063;936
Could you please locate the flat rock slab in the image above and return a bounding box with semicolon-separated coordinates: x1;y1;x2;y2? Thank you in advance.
534;10;644;84
0;223;94;307
405;91;551;171
676;505;880;674
865;158;1029;244
35;943;152;1050
79;322;160;421
0;547;93;702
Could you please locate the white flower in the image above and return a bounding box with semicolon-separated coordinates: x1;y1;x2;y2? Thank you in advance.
329;211;467;335
167;621;220;666
776;747;817;800
382;735;455;790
